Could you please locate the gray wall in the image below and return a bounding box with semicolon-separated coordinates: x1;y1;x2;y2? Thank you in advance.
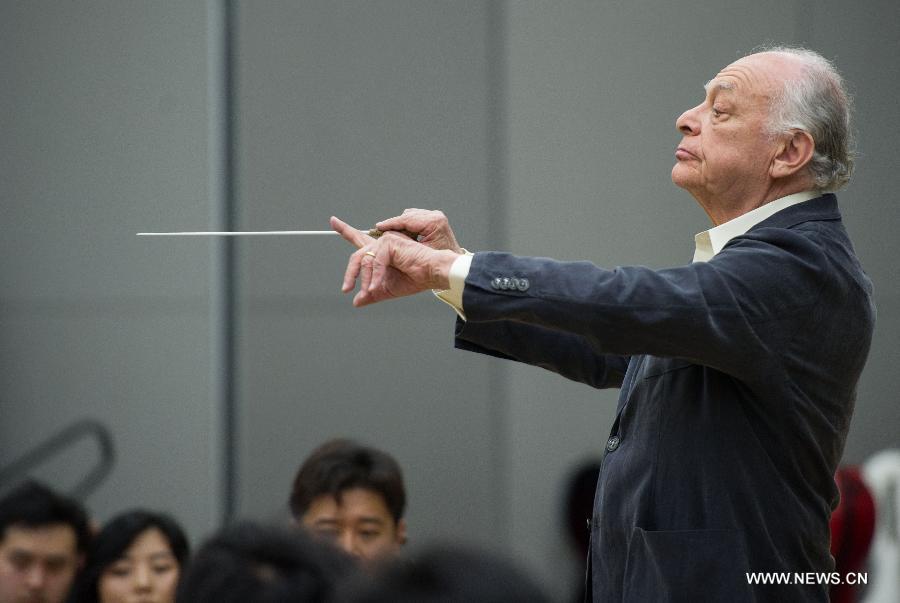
233;0;507;550
2;1;898;600
0;2;223;540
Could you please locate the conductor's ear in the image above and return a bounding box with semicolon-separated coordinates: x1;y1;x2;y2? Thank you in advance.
771;130;815;180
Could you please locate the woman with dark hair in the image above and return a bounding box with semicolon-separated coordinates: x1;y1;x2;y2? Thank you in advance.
70;509;189;603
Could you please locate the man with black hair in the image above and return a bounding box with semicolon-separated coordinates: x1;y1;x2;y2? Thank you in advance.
176;522;355;603
336;545;550;603
0;481;91;603
289;439;407;565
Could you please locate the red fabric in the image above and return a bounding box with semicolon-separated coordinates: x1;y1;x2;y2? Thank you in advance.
829;466;876;603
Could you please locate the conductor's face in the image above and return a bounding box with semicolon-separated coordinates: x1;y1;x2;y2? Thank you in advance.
671;53;797;212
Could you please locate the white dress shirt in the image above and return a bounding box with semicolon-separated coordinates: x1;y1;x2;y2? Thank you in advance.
691;190;820;263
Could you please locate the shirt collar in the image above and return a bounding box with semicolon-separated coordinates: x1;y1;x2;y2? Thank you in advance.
692;190;820;263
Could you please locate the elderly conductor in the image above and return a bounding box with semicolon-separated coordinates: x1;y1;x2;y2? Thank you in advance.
332;47;875;602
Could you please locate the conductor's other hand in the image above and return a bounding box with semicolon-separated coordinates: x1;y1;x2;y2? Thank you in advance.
376;209;463;253
331;216;459;307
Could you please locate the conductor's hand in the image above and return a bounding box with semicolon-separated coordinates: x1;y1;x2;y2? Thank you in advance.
375;209;463;253
331;216;460;307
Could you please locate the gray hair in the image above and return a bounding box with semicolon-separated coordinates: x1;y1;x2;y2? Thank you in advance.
758;46;854;191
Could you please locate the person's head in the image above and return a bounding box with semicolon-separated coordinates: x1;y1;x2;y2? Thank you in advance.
335;545;550;603
176;522;356;603
71;510;189;603
0;481;90;603
672;46;852;223
289;439;407;565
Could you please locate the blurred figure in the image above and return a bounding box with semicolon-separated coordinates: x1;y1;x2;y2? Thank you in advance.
563;460;601;603
0;480;91;603
829;467;876;603
861;449;900;603
176;521;355;603
334;545;550;603
289;439;407;565
69;510;188;603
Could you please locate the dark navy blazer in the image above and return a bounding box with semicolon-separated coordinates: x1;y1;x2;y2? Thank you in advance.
454;194;875;602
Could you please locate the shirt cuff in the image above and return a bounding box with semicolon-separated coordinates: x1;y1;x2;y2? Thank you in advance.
433;250;474;320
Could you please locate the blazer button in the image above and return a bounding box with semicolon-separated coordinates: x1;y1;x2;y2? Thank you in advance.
491;277;502;290
606;435;620;452
501;277;511;290
516;278;530;291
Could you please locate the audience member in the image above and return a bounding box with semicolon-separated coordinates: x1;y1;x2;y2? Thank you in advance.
0;481;90;603
289;439;407;565
176;521;355;603
861;449;900;603
69;509;188;603
334;545;550;603
829;467;875;603
563;460;601;603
